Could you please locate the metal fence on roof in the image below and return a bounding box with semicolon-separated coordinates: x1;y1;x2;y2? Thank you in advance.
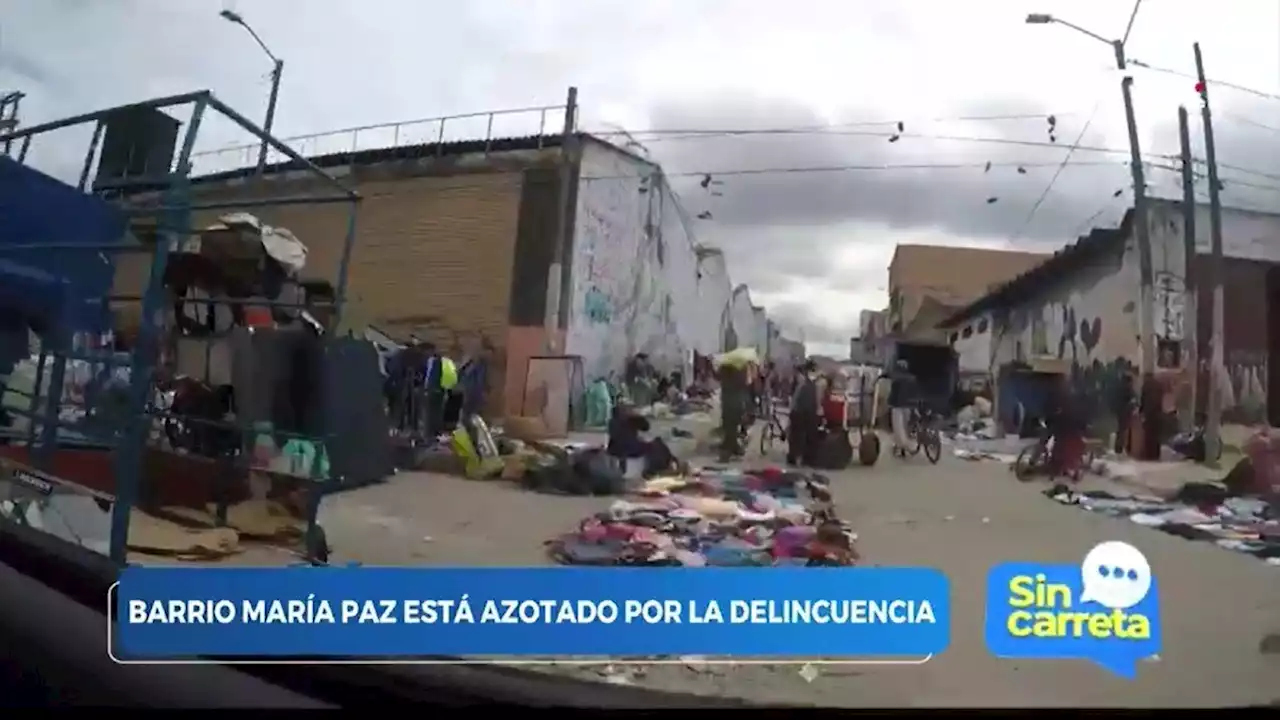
187;103;570;177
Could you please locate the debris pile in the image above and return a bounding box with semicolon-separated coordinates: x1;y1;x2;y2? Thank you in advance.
546;466;858;567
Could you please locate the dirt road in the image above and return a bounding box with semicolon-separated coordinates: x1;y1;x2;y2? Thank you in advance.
315;444;1280;708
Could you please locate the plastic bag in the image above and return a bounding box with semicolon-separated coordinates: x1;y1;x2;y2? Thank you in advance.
281;438;330;479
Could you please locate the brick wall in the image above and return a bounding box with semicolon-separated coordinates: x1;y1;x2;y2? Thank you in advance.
113;169;526;415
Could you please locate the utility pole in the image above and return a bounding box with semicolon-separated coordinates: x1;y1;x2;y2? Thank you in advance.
0;91;22;154
1025;14;1156;375
546;86;579;352
219;10;283;177
258;58;284;176
1177;105;1198;435
1195;42;1225;459
1117;60;1156;377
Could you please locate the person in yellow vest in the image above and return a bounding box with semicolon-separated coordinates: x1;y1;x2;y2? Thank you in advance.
422;348;457;439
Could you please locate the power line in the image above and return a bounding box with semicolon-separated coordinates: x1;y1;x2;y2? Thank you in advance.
1217;113;1280;134
1122;0;1145;45
608;125;1160;161
588;111;1082;139
643;159;1122;181
1071;190;1129;238
1130;58;1280;103
1010;97;1106;242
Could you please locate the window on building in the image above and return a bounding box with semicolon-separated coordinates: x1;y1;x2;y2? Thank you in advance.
962;326;973;339
977;318;989;334
949;332;958;344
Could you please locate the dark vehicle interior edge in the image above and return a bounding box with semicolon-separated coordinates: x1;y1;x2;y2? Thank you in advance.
0;518;773;708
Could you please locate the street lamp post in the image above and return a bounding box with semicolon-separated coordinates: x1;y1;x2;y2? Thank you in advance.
1025;13;1156;378
219;9;283;176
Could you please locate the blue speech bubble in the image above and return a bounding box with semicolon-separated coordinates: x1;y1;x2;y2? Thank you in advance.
984;561;1161;679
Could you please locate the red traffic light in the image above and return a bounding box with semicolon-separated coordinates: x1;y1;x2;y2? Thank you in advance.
1195;81;1206;95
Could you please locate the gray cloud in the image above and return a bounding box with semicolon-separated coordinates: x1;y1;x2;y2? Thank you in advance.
645;92;1136;247
761;297;856;350
641;90;1280;353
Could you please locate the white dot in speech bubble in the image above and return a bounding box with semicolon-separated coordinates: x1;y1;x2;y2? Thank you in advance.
1079;541;1152;610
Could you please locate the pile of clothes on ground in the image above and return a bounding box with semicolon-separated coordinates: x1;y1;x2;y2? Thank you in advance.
1043;480;1280;565
545;466;859;567
506;441;634;496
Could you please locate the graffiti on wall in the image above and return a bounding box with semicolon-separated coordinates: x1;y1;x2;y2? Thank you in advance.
1053;305;1103;362
569;155;681;381
1153;271;1185;341
584;286;612;324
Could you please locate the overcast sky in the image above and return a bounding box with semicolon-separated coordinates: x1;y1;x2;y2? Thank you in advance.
7;0;1280;356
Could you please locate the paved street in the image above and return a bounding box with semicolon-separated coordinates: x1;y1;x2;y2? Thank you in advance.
315;438;1280;708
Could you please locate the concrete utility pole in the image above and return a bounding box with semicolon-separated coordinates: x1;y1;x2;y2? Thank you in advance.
1195;42;1226;459
546;86;579;352
1120;74;1157;377
1177;105;1198;435
1025;12;1156;376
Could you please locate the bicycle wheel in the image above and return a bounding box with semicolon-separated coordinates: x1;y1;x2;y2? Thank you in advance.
922;429;942;464
1013;443;1045;482
759;422;773;456
905;426;922;456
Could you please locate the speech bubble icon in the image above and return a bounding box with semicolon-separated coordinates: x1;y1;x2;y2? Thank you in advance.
1079;541;1151;609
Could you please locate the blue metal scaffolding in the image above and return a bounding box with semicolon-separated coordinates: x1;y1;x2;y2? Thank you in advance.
0;91;361;566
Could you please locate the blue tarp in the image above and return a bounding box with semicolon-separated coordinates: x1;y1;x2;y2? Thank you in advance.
0;156;124;335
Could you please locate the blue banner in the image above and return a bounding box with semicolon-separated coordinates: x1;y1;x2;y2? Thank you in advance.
113;566;951;658
984;541;1162;679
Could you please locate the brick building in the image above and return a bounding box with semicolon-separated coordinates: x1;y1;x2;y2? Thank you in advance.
113;127;762;423
114;135;575;418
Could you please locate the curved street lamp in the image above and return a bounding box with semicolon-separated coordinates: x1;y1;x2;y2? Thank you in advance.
220;9;284;176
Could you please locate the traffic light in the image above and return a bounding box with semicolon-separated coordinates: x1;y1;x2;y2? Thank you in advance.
1195;81;1206;96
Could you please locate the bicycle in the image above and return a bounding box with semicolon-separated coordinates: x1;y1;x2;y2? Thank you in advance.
757;395;788;456
897;403;942;464
1013;419;1085;483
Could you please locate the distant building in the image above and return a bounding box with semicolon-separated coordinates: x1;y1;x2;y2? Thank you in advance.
888;244;1049;345
940;199;1280;432
852;309;890;366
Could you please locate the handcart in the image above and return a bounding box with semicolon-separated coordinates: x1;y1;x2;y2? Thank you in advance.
0;91;362;567
816;370;881;468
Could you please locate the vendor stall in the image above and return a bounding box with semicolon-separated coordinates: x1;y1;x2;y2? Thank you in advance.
0;91;367;566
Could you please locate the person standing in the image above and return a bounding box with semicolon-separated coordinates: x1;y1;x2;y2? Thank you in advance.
884;359;919;458
420;342;453;439
1139;371;1165;461
1111;368;1136;455
717;358;749;462
1046;375;1086;477
787;360;820;467
456;338;489;427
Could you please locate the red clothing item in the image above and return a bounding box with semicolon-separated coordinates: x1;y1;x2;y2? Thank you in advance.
243;306;273;328
1051;432;1087;478
822;397;847;428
